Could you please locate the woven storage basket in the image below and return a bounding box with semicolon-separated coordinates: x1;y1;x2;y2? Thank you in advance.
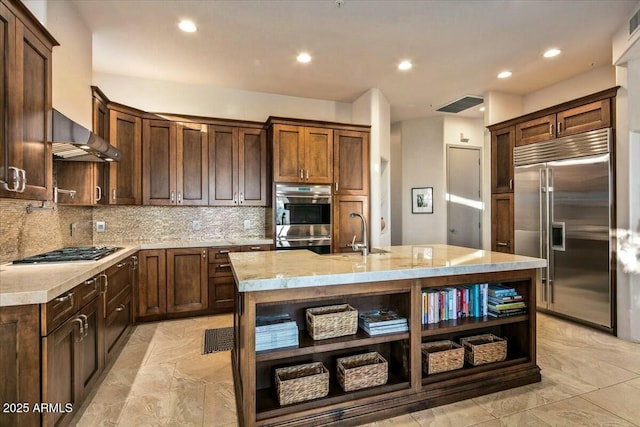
336;352;388;392
460;333;507;366
275;362;329;406
421;340;465;375
306;304;358;340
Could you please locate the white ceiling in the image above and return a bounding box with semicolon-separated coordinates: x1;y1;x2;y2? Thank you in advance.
71;0;638;123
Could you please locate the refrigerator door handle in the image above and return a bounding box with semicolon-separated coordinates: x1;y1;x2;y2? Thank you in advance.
539;168;547;303
548;168;555;304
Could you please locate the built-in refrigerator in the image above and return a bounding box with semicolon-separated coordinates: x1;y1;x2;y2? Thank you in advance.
514;128;614;331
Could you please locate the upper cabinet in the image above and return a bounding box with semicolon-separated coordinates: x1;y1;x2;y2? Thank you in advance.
143;119;208;206
271;123;333;184
0;0;57;200
208;124;267;206
107;107;142;205
333;130;369;195
491;126;514;194
515;99;612;146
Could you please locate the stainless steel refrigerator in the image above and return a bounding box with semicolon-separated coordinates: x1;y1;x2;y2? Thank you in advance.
514;128;614;331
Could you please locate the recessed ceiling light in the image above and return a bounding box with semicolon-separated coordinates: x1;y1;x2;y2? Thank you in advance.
497;70;512;79
398;60;412;71
297;52;311;63
543;48;561;58
479;106;486;112
178;20;197;33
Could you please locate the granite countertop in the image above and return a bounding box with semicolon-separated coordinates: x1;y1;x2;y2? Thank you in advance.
230;244;547;292
0;239;272;307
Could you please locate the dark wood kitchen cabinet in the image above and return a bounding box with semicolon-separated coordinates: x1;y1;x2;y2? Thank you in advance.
167;248;208;313
332;195;369;253
137;249;167;318
208;125;268;206
54;161;106;206
107;107;142;205
270;121;333;184
0;0;57;200
92;86;110;141
142;120;208;206
333;129;369;195
491;126;514;194
0;304;40;427
491;193;514;253
102;255;135;365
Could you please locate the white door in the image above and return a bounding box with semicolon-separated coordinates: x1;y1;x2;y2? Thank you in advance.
447;146;482;248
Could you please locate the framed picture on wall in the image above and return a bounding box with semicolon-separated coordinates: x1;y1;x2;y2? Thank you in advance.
412;187;433;214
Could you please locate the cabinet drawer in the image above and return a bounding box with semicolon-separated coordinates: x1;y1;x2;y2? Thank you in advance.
208;246;241;262
209;262;234;277
210;277;235;310
41;288;78;336
105;290;132;363
104;259;133;316
77;276;101;309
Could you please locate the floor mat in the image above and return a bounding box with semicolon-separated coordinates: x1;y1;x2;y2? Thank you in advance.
202;327;234;354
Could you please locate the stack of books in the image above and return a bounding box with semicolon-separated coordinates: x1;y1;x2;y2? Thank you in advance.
487;284;527;318
421;284;488;324
255;314;299;351
358;310;409;336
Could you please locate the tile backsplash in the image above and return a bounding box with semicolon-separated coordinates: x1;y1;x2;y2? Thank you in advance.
0;199;269;264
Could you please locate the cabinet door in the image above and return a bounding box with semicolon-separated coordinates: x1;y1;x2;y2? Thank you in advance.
177;123;208;205
104;290;132;365
137;249;167;318
41;315;80;427
54;161;98;205
238;127;267;206
167;248;208;313
143;119;176;205
108;110;141;204
77;297;103;399
13;20;52;200
272;124;304;183
557;99;611;137
491;193;514;253
491;127;514;194
515;114;555;146
0;305;39;427
332;195;369;253
334;130;369;195
0;3;14;197
93;96;109;141
209;125;238;205
210;277;234;311
304;127;333;184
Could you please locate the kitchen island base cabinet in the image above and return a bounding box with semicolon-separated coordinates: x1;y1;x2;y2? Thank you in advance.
233;268;540;426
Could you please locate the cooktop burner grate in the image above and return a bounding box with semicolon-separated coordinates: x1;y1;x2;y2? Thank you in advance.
13;246;122;264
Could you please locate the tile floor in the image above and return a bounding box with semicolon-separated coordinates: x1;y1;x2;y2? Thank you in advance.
72;313;640;427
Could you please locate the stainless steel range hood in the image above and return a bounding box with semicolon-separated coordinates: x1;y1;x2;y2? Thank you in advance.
51;109;121;162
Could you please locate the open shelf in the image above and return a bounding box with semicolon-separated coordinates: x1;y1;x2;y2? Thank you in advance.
421;315;528;336
256;365;409;421
421;355;530;385
256;329;410;362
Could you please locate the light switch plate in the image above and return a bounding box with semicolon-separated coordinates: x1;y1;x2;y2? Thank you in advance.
243;219;251;230
96;221;106;233
192;220;201;231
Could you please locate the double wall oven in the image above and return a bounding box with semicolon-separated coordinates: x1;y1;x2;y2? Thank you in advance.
275;184;331;254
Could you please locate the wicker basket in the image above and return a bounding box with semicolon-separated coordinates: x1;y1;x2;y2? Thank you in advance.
306;304;358;340
275;362;329;406
336;352;388;392
421;340;465;375
460;334;507;366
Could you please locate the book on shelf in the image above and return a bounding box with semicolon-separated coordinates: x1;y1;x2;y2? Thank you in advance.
421;283;490;325
360;322;408;336
487;308;527;318
487;301;526;310
488;295;524;304
488;284;518;297
358;310;407;327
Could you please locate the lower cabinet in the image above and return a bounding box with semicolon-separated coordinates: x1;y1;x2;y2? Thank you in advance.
102;256;136;365
491;193;514;253
41;296;103;427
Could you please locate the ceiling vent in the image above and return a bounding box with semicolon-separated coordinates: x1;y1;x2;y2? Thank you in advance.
630;7;640;36
436;95;484;114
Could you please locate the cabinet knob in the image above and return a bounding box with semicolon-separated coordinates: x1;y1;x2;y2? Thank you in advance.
115;303;126;312
202;250;206;259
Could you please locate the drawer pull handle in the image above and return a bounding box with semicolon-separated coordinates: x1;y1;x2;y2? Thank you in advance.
55;292;74;306
117;261;129;268
115;303;126;312
78;314;89;338
72;317;84;342
218;250;230;255
249;246;262;251
218;263;231;268
496;241;509;247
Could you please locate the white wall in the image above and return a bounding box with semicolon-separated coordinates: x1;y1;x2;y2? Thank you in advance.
352;89;391;248
94;72;352;124
390;123;403;245
400;117;446;244
24;0;93;129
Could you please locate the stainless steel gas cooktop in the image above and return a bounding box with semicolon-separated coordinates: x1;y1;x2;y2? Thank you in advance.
12;246;122;264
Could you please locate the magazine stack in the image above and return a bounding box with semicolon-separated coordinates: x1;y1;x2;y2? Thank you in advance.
358;310;409;336
487;284;527;318
255;314;299;351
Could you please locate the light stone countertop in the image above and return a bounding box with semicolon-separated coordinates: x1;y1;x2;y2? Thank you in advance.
230;244;547;292
0;239;272;307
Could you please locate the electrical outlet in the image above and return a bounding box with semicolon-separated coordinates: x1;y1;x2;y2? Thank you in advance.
96;221;106;233
243;219;251;230
192;220;201;231
70;223;76;237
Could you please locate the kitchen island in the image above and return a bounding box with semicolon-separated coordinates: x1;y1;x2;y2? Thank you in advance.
230;244;546;427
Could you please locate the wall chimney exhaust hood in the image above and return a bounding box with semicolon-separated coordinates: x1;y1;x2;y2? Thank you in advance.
51;109;121;162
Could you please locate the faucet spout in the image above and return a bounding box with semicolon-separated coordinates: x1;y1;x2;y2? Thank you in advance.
349;212;368;257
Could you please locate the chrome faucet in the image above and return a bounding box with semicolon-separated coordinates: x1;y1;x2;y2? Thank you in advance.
54;186;77;203
349;212;368;257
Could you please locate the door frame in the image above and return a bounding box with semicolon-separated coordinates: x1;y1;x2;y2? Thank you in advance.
446;145;483;248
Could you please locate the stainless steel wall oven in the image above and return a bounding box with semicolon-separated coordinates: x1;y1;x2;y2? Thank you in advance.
275;184;331;254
